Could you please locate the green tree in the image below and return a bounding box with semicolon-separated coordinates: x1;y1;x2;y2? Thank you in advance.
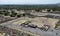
10;11;17;17
4;12;10;16
17;14;21;18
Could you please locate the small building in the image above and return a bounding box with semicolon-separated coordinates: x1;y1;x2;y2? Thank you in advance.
42;9;48;12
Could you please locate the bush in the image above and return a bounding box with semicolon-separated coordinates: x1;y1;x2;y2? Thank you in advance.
10;14;16;17
17;14;21;18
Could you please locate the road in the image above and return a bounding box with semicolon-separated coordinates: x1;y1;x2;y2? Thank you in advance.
31;12;60;16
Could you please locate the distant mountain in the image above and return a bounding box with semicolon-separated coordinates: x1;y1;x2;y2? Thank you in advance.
0;3;60;9
56;3;60;7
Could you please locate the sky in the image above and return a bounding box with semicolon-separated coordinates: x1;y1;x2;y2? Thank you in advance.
0;0;60;4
